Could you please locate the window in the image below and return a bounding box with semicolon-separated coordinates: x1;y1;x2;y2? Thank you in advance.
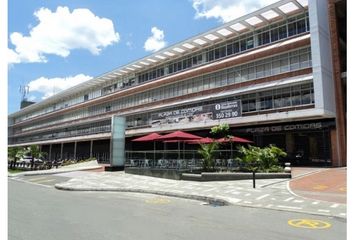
271;28;279;42
105;106;111;112
288;22;297;37
84;94;89;101
297;19;306;34
247;37;254;49
279;25;287;39
240;39;247;51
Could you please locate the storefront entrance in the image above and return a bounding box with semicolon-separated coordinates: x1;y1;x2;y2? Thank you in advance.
235;120;335;166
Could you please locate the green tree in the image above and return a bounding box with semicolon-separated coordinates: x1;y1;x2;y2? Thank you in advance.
24;145;46;170
198;142;219;171
8;147;25;169
210;123;231;139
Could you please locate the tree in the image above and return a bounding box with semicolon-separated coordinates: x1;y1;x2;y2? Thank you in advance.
8;147;25;169
210;123;231;139
198;142;219;171
24;145;46;170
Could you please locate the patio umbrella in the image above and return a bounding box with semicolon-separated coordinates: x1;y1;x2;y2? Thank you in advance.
186;137;215;144
132;133;162;161
157;131;202;159
216;136;253;159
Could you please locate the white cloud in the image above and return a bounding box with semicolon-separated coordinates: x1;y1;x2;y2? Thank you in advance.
192;0;279;23
28;74;92;99
144;27;167;52
8;6;120;64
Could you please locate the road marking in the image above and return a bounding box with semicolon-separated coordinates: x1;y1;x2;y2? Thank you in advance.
243;201;252;204
28;177;47;181
231;191;240;195
244;193;251;197
271;198;276;201
266;204;273;208
256;194;270;200
330;204;339;208
288;219;331;229
339;187;346;192
284;197;294;202
34;179;56;184
312;185;328;190
318;209;330;213
293;200;304;203
312;202;319;205
10;178;52;188
277;205;302;210
340;213;346;216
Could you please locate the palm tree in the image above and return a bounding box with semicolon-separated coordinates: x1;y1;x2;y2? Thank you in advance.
198;142;219;171
8;147;25;169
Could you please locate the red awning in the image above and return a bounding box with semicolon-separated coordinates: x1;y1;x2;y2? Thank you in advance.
217;136;253;143
131;133;162;142
156;131;202;141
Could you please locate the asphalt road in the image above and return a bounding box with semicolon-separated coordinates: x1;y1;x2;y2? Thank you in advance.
9;178;346;240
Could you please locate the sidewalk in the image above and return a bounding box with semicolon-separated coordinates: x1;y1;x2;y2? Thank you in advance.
289;167;346;204
54;169;347;219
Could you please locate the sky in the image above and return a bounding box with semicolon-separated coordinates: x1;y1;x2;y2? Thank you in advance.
7;0;278;114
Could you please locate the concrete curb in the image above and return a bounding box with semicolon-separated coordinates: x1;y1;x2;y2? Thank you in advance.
54;184;229;206
54;184;346;219
8;166;102;178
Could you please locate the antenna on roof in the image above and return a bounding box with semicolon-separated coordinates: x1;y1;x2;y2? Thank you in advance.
19;85;30;101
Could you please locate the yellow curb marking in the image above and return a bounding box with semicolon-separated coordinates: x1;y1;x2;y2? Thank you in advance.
288;219;331;229
145;197;171;204
312;185;328;190
339;187;346;192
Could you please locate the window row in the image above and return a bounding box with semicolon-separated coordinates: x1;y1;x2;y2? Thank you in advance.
14;47;312;134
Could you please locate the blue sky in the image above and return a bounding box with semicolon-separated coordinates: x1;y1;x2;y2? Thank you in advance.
8;0;276;114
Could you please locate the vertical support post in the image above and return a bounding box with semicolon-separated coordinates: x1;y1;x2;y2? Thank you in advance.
49;144;52;161
74;141;77;160
60;143;64;160
90;140;93;158
253;171;256;188
109;116;126;170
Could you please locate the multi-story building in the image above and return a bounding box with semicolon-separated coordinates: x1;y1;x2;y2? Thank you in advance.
8;0;346;167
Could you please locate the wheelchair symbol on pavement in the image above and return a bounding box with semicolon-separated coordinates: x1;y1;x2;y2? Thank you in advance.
288;219;331;229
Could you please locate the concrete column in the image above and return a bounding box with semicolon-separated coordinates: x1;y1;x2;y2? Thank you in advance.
90;140;93;158
49;144;52;161
60;143;64;160
74;141;77;160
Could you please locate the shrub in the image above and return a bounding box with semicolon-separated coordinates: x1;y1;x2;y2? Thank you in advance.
236;145;286;172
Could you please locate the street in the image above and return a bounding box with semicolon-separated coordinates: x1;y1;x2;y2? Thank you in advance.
9;178;346;240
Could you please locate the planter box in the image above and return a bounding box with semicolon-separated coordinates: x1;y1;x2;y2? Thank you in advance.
181;172;291;181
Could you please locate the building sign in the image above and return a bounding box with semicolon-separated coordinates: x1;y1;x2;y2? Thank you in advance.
243;122;324;134
151;100;241;127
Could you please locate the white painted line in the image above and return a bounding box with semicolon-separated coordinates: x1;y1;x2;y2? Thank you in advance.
318;209;330;213
293;200;304;203
256;194;270;200
10;178;52;188
243;201;252;204
340;213;346;216
266;204;273;208
271;198;276;200
244;193;251;197
330;204;339;208
231;191;241;195
276;205;302;210
312;202;319;205
284;197;294;202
